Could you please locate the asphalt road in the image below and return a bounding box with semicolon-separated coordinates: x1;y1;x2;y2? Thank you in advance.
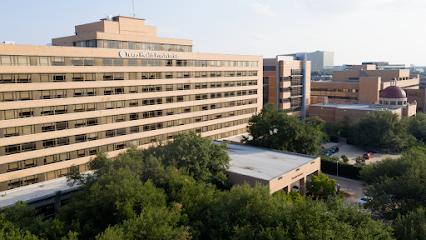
326;174;364;205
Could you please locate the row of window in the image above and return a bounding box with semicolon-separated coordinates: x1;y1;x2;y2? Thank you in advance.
0;71;258;83
1;116;251;157
379;100;407;105
280;76;303;86
291;89;303;97
75;39;192;52
1;99;258;138
291;69;303;75
0;55;258;68
311;88;359;93
279;88;302;96
408;93;424;97
0;80;258;102
0;127;248;191
0;89;258;120
279;88;290;93
279;98;291;104
3;163;90;190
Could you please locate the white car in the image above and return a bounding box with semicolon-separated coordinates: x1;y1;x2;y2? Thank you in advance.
357;196;371;205
291;184;300;193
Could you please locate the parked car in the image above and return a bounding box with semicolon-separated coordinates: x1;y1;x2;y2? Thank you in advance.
365;147;379;153
357;196;372;205
363;152;373;159
330;147;339;153
291;184;300;193
323;151;331;156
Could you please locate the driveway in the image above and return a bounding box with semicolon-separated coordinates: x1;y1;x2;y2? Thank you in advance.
326;174;364;205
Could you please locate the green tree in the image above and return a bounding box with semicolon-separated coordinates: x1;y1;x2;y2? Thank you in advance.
272;190;303;202
360;148;426;218
0;220;40;240
243;103;325;155
96;207;191;240
305;172;337;196
394;209;426;240
143;131;230;187
305;116;330;144
205;183;391;239
351;110;411;150
61;163;168;238
0;201;76;239
152;167;221;239
407;112;426;142
338;115;352;138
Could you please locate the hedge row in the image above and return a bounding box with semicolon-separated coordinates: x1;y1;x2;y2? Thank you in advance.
329;136;339;143
320;156;363;180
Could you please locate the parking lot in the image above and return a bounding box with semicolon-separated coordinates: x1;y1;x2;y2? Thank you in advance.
324;144;402;165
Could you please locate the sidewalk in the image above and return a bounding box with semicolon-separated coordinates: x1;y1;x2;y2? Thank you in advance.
326;174;364;205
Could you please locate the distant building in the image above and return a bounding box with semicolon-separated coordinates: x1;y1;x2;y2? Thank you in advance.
309;84;417;124
310;64;424;112
279;51;333;75
362;62;405;70
263;55;311;119
307;51;334;74
334;66;344;71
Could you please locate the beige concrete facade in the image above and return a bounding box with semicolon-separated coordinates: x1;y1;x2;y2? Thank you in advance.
223;142;320;194
0;16;263;191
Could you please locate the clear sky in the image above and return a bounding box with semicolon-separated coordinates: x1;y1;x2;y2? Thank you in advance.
1;0;425;66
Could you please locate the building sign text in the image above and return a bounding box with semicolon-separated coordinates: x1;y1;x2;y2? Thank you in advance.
119;51;179;58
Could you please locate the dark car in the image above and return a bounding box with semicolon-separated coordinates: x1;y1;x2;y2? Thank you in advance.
365;147;378;153
323;151;332;156
330;147;339;153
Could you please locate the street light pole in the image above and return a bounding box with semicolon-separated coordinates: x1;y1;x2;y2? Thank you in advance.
337;131;340;177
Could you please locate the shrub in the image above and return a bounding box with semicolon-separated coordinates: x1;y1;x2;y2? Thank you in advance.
341;155;349;163
355;156;365;165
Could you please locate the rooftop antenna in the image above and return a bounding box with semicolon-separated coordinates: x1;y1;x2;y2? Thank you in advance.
132;0;136;17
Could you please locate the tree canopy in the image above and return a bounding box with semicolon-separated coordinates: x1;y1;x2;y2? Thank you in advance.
242;103;325;155
143;131;230;187
0;131;394;239
350;110;411;150
306;172;336;196
406;112;426;142
360;147;426;219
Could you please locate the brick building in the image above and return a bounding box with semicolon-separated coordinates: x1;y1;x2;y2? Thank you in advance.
263;55;311;119
310;64;424;113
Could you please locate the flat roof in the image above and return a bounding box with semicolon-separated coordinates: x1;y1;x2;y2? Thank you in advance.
0;177;72;207
216;141;316;181
313;103;400;111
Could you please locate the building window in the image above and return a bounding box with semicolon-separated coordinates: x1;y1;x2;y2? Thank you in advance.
263;66;275;71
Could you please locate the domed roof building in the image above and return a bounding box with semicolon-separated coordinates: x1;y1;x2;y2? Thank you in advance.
379;79;407;106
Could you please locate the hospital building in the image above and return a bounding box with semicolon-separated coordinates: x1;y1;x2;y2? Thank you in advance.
0;16;263;191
